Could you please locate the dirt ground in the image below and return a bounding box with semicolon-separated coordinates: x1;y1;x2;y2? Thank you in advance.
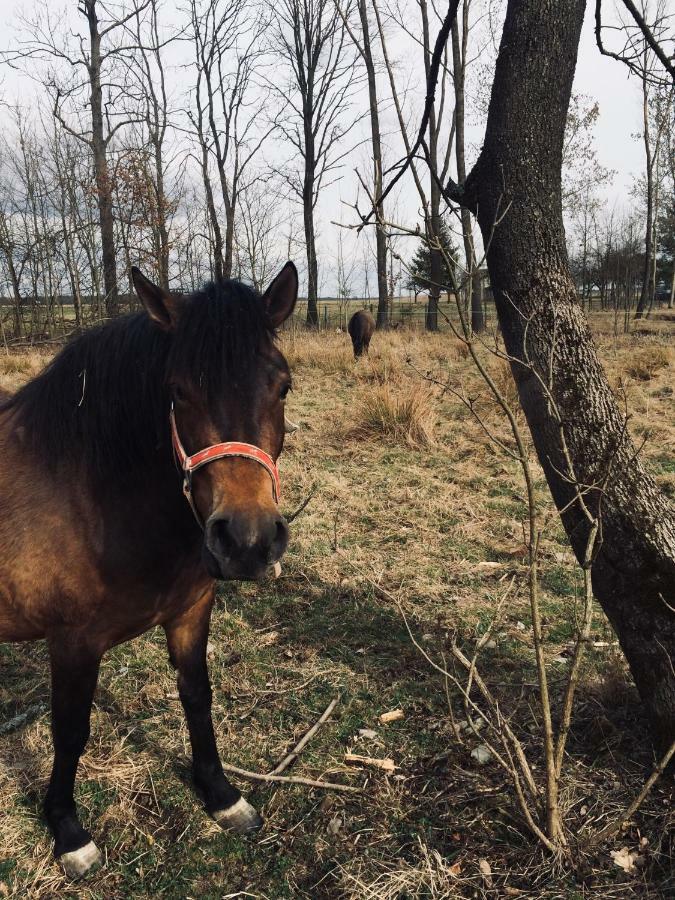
0;311;673;898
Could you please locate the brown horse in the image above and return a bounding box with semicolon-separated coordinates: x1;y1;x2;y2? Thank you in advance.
0;263;297;878
348;309;375;358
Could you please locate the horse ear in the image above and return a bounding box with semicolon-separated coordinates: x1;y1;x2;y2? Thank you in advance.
263;262;298;328
131;267;178;330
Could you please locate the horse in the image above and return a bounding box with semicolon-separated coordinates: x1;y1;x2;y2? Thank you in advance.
348;309;375;358
0;262;298;878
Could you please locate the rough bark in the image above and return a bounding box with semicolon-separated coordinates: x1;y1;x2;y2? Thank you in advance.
462;0;675;748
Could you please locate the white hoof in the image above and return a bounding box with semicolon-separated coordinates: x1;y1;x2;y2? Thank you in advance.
59;840;103;879
284;417;300;434
212;797;263;834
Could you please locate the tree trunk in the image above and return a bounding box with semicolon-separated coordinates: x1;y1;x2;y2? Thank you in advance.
1;246;24;339
421;0;440;333
304;194;319;327
86;0;118;318
304;120;319;328
452;4;484;334
357;0;388;329
426;214;440;331
224;200;235;280
635;63;653;320
461;0;675;749
154;140;170;290
199;138;224;282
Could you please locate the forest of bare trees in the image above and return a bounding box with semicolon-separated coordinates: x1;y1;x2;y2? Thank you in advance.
0;0;672;341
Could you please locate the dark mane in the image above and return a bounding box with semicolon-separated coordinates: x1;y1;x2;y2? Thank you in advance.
1;279;275;481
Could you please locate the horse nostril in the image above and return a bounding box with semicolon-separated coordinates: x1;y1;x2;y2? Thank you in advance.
273;516;289;552
207;517;234;556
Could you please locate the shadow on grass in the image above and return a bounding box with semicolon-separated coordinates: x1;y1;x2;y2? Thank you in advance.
227;573;431;681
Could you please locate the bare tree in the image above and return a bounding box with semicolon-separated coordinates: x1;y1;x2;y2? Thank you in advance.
269;0;359;326
234;176;291;291
339;0;389;327
119;0;178;289
5;1;154;317
188;0;274;281
373;0;457;331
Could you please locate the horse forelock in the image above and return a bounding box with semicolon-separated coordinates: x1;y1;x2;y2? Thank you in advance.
169;278;276;400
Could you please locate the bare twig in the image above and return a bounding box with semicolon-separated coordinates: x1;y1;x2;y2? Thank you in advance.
270;698;339;775
285;487;317;523
221;762;361;793
589;738;675;845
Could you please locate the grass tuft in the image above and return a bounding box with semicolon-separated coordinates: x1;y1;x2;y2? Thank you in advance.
346;383;436;447
623;345;671;381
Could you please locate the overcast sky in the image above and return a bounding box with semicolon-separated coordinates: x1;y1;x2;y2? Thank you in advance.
0;0;660;295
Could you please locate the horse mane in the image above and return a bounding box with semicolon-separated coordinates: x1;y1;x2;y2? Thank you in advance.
1;279;275;482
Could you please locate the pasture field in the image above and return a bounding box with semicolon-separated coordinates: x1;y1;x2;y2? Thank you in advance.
0;313;673;899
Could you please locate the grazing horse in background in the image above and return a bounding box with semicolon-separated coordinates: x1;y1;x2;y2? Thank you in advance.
348;309;376;358
0;263;298;878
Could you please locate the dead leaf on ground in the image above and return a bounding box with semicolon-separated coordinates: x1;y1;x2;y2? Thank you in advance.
327;815;342;836
610;846;643;872
357;728;378;740
478;858;493;886
471;744;493;765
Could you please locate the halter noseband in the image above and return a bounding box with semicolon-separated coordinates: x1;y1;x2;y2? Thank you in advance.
170;404;281;527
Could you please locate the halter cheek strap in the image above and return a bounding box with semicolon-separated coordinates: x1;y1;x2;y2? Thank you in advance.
170;405;281;527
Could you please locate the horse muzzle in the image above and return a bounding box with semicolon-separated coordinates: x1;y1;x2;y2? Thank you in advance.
203;509;289;581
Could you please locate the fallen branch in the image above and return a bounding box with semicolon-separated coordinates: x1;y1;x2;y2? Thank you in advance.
270;698;339;775
344;753;396;773
221;762;361;793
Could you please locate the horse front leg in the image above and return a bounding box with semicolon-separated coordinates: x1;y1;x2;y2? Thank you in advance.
45;633;103;879
164;588;263;833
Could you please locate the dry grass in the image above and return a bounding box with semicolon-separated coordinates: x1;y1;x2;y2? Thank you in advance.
338;837;469;899
283;331;354;375
0;314;674;899
488;356;520;408
0;351;48;393
623;345;671;381
345;383;436;447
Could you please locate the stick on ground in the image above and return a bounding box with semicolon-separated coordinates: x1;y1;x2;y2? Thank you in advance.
270;698;339;775
221;762;360;793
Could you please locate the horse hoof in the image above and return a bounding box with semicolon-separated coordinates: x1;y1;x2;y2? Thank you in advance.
213;797;264;834
59;840;103;879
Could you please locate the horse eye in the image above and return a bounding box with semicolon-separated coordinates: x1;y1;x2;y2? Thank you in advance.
279;383;291;401
171;384;186;404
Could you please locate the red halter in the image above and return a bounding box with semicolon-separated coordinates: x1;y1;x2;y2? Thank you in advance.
170;405;281;527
